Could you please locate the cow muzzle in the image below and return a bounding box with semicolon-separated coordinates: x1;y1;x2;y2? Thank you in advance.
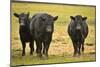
76;25;81;31
46;26;52;32
20;22;25;27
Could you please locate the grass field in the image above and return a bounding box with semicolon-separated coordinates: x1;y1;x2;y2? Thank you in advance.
11;2;96;66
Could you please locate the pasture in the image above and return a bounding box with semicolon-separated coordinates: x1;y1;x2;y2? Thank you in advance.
11;2;96;66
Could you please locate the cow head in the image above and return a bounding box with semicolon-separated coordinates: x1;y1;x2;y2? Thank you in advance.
70;15;87;32
14;12;30;27
40;14;58;33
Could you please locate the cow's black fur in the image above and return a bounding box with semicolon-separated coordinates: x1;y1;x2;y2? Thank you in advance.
14;12;34;56
30;13;58;58
68;15;88;56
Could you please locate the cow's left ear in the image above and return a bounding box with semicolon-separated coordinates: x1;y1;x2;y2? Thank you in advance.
83;17;87;20
53;16;58;21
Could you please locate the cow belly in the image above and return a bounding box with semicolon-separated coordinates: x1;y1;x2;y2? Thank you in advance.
20;33;32;42
70;33;83;42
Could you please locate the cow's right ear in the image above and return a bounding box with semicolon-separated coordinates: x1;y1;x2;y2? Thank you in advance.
70;16;75;20
13;13;19;17
83;17;87;20
53;16;58;21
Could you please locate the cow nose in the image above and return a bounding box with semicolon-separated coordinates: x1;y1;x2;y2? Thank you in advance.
46;26;52;32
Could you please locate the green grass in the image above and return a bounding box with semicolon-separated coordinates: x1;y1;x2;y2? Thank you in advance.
11;2;96;66
11;53;95;66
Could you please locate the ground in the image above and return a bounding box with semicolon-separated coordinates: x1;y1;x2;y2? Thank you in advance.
11;2;96;66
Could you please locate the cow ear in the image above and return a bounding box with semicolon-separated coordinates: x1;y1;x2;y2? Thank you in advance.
83;17;87;20
70;16;75;20
27;12;30;17
53;16;58;21
13;13;19;17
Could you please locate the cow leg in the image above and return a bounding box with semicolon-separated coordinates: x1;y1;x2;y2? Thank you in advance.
81;42;84;55
22;41;26;56
36;41;42;58
82;42;84;52
38;41;42;58
43;41;49;59
29;41;34;55
43;42;46;56
43;39;51;59
77;42;81;56
74;44;77;56
72;41;77;56
42;41;48;60
45;43;50;58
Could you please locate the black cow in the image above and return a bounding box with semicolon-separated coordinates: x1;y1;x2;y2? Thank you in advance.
30;13;58;58
14;12;34;56
68;15;88;56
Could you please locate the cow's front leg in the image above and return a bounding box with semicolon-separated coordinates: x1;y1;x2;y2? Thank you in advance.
21;41;26;56
81;38;85;54
29;41;34;55
36;40;42;58
43;39;51;59
77;42;81;56
72;42;77;57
